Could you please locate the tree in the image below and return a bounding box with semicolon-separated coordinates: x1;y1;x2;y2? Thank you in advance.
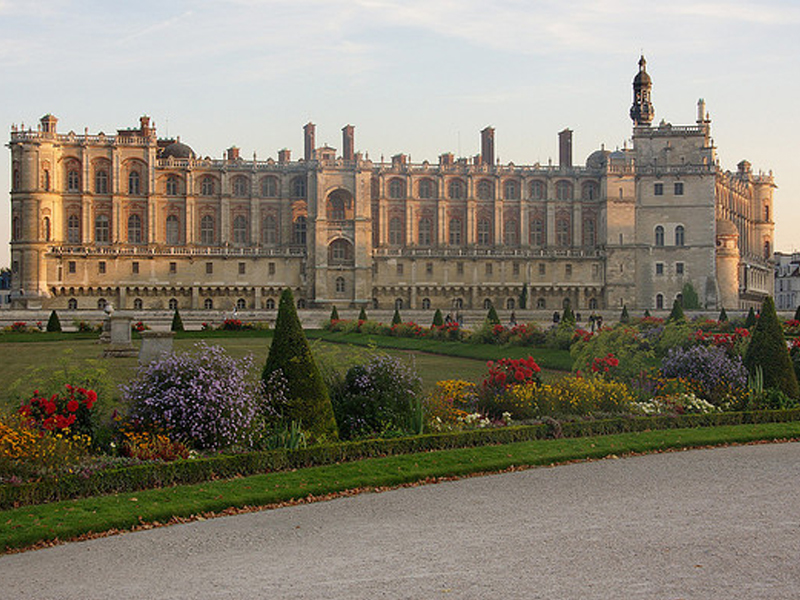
718;307;728;322
171;309;184;332
620;305;630;324
392;307;402;326
329;305;339;322
561;303;575;325
263;289;338;440
486;303;500;326
46;310;62;333
681;282;700;310
358;306;368;321
668;299;685;323
745;307;757;329
519;284;528;310
644;309;651;318
743;296;800;398
432;308;443;327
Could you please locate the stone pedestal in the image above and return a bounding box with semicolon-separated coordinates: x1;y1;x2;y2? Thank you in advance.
139;331;175;365
103;314;137;358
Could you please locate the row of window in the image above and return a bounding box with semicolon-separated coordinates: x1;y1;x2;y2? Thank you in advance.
655;262;685;276
654;225;685;247
378;178;599;201
68;297;258;311
653;182;684;196
390;261;598;279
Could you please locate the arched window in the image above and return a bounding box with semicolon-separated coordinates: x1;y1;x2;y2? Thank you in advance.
43;170;50;191
503;220;518;246
583;218;596;246
655;225;665;247
128;170;141;195
67;214;81;243
168;298;178;310
562;298;572;309
335;276;346;294
329;239;354;264
12;166;20;191
43;217;51;241
327;196;346;220
556;180;573;200
95;215;110;244
12;216;21;240
529;180;545;200
449;218;462;246
764;240;771;259
477;180;493;200
200;215;215;245
372;298;379;309
98;298;107;310
201;177;215;196
453;298;464;310
265;298;275;310
675;225;685;247
166;215;180;245
133;298;143;310
388;178;406;199
297;299;306;309
291;177;306;197
588;298;598;310
261;177;278;197
128;214;143;244
95;170;109;194
656;294;664;310
389;217;403;245
477;218;492;246
483;298;493;310
67;170;80;192
536;298;546;309
507;298;515;310
166;175;179;196
448;179;465;199
503;180;520;200
236;298;246;310
556;215;570;246
262;215;277;245
204;298;214;310
581;181;599;200
530;218;545;246
764;204;770;222
395;298;404;310
293;216;307;245
422;298;431;310
68;298;78;310
418;217;433;246
232;215;248;244
232;176;249;197
418;179;435;199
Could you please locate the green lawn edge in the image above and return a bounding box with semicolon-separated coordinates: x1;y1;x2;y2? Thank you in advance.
3;422;799;553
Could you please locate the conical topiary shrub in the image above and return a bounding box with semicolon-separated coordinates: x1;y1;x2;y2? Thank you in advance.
486;303;500;326
263;288;338;441
358;306;367;321
719;307;728;322
561;304;575;325
668;299;685;323
329;305;339;322
519;284;528;310
743;296;800;398
620;305;630;324
744;307;757;329
432;308;443;327
794;304;800;321
392;307;402;326
644;309;651;318
46;310;62;333
171;309;184;332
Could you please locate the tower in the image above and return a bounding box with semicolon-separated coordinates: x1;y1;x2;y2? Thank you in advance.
630;55;654;126
304;122;315;161
480;126;494;166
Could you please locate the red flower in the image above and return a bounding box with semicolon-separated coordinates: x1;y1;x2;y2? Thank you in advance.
45;402;57;415
86;389;98;408
67;399;79;412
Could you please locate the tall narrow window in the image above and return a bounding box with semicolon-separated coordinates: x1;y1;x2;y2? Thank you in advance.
67;170;80;192
166;215;180;245
43;217;51;241
581;182;599;200
477;180;493;200
529;180;545;199
67;214;81;243
449;218;462;246
448;179;465;199
261;177;278;197
556;181;573;200
262;215;277;244
95;215;110;243
293;216;307;245
95;170;109;194
675;225;685;247
418;217;433;246
200;215;215;245
166;175;178;196
128;214;143;244
128;170;141;195
335;276;346;294
388;178;405;199
291;177;306;197
418;179;435;199
232;177;249;197
232;215;248;244
503;180;519;200
530;218;545;246
389;217;403;245
201;177;215;196
655;225;665;247
556;216;570;246
477;218;492;246
583;218;596;246
674;182;684;196
503;220;518;246
43;170;50;191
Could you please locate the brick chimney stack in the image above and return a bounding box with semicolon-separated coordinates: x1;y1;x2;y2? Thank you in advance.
558;128;573;169
227;146;240;161
304;122;315;161
481;126;495;166
342;125;355;161
278;148;291;163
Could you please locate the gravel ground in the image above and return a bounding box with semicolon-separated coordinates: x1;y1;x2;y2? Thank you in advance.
2;442;799;600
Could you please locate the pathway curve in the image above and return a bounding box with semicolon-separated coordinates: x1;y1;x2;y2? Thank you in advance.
2;442;800;599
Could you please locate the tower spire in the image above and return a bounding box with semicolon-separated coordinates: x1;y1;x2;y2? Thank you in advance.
630;55;654;126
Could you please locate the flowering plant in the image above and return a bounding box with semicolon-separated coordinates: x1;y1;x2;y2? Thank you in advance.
132;321;147;333
482;356;542;391
18;385;97;438
591;353;620;374
661;345;748;406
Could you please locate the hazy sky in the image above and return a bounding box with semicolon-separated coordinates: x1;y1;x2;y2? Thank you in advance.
2;0;799;268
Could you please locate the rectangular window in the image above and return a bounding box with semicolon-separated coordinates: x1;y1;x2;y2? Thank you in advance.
654;183;664;196
132;261;139;274
456;262;464;275
238;262;246;275
656;262;664;276
98;261;106;274
512;262;520;276
206;262;213;274
12;261;19;273
68;261;76;274
676;262;684;275
539;263;546;276
485;263;493;275
268;262;275;276
426;262;433;275
169;262;177;274
565;264;572;279
397;263;404;276
674;182;684;196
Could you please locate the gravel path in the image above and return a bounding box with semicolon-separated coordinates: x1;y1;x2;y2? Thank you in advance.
2;442;799;599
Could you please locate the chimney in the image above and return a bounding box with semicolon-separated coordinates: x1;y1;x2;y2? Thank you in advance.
391;154;407;168
342;125;355;161
304;122;315;161
227;146;240;161
278;148;291;163
40;114;58;134
139;115;152;137
558;128;573;169
480;126;495;166
439;152;454;167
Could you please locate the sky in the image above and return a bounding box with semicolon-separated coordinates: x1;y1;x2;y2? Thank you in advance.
2;0;799;268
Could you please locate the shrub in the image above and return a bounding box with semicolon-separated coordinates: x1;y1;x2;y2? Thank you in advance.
668;299;685;322
432;309;444;327
478;356;542;418
486;304;500;326
561;304;575;325
719;307;728;322
123;343;263;450
620;305;630;324
571;326;657;383
1;412;90;478
502;376;635;419
661;345;748;405
423;380;479;431
358;306;368;321
263;289;338;441
744;307;757;329
392;307;402;326
119;429;191;461
681;282;701;309
329;306;339;322
743;296;800;398
429;322;463;342
519;284;528;310
46;310;62;333
329;355;422;439
795;305;800;322
171;309;184;332
18;385;98;439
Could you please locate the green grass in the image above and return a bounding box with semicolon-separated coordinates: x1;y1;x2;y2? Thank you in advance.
3;422;798;552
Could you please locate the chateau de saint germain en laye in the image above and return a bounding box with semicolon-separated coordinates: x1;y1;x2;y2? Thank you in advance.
7;58;775;315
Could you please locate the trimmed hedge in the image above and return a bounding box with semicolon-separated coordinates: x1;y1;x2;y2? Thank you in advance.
3;408;800;509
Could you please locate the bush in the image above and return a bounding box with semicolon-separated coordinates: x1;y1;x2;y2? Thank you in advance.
358;306;368;321
571;326;657;383
329;355;422;439
503;376;636;419
795;305;800;322
661;345;748;406
432;309;444;328
668;299;685;322
620;305;630;324
392;307;402;326
477;356;542;419
719;307;728;322
123;343;263;451
263;289;338;441
519;284;528;310
681;282;700;309
744;307;757;329
18;385;98;439
329;306;339;322
486;304;500;326
423;380;479;431
171;309;184;332
561;304;575;325
46;311;62;333
743;296;800;398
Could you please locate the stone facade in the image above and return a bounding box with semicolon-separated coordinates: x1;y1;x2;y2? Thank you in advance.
775;252;800;312
7;58;775;312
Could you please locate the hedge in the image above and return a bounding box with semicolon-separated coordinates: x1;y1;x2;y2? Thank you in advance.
3;408;800;509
